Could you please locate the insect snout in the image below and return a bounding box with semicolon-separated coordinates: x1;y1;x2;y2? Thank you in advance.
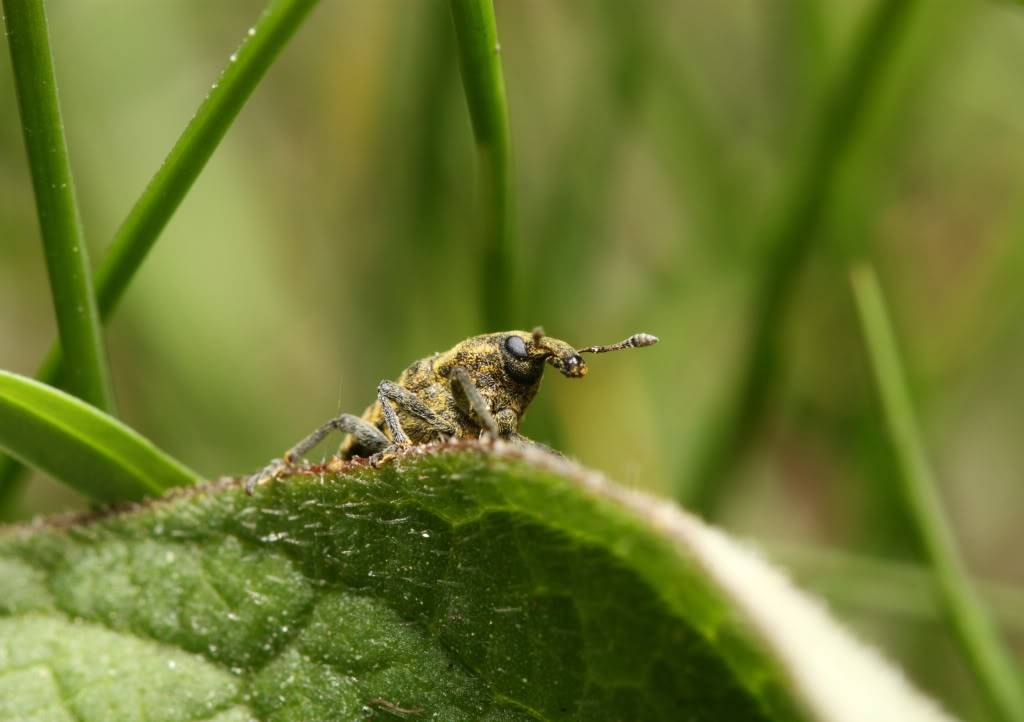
549;351;588;378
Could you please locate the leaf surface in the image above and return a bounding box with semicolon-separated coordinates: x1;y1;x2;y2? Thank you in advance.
0;444;954;721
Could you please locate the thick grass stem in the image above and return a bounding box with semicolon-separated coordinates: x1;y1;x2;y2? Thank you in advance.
2;0;114;413
851;264;1024;722
448;0;516;330
681;0;928;516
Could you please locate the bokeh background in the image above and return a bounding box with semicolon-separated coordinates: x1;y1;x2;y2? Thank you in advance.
1;1;1022;718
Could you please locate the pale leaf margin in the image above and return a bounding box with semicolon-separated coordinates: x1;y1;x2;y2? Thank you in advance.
509;445;959;722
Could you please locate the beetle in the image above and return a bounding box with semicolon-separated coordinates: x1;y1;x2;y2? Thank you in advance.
245;328;658;493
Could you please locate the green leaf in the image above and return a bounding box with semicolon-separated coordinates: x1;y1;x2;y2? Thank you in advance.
0;445;953;721
0;370;199;502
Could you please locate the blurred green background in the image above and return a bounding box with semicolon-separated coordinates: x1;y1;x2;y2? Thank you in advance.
1;1;1022;718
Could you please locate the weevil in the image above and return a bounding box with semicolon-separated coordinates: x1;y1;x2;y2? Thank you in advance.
245;328;658;493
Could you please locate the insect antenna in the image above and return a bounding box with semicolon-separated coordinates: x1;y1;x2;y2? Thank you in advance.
578;333;659;355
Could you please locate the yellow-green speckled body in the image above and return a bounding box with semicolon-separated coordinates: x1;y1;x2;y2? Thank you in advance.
246;328;657;494
341;331;574;457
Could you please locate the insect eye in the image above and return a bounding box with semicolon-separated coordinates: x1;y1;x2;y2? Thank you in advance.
504;335;529;360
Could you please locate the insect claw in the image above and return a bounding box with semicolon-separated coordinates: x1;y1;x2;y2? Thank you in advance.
369;441;410;467
244;458;288;495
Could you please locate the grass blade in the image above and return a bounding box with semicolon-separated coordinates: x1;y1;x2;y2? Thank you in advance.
851;264;1024;722
0;370;199;502
92;0;319;319
3;0;114;412
449;0;516;329
0;0;319;511
681;0;943;516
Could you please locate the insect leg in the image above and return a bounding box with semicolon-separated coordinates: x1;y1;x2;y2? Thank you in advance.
508;432;563;457
245;414;388;494
450;366;499;438
284;414;389;463
492;409;518;437
377;381;457;443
